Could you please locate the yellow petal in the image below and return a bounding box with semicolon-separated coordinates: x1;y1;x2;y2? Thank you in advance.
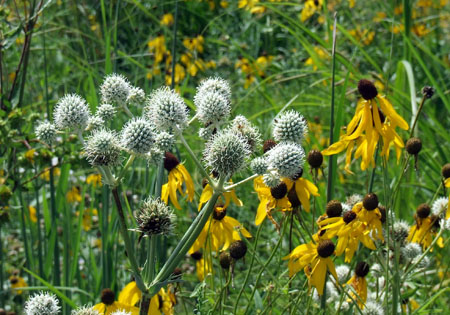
198;185;213;211
378;96;409;130
118;281;142;306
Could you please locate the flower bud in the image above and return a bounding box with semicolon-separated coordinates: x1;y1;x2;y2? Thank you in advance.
36;121;57;145
71;306;101;315
96;103;116;121
219;252;233;269
326;200;343;218
421;86;434;99
307;149;323;169
273;110;308;144
317;240;335;258
135;198;174;236
84;129;121;167
54;94;91;130
100;74;131;105
24;292;61;315
267;142;305;178
363;193;379;211
406;137;422;155
121;117;155;155
250;157;268;175
229;240;247;260
357;79;378;100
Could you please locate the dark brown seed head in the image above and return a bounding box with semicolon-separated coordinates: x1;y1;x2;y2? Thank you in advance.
173;267;182;277
270;182;288;199
422;86;434;99
378;205;387;223
9;277;18;285
190;251;203;261
355;261;370;277
317;240;335;258
416;203;431;219
406;137;422;155
430;214;440;229
219;251;233;269
164;152;180;172
202;178;209;188
442;163;450;179
229;240;247;260
326;200;343;218
363;193;379;211
212;206;227;221
307;150;323;169
263;139;277;153
343;211;357;224
291;168;304;180
101;288;115;305
358;79;378;100
287;187;301;207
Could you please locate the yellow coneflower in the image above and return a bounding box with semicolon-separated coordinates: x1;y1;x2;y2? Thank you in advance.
93;288;139;315
161;152;194;210
190;251;213;282
354;194;384;243
300;0;323;22
9;275;27;294
28;205;37;223
346;262;370;308
40;167;61;181
254;176;292;226
148;35;167;64
322;80;409;173
408;203;444;250
189;205;251;253
284;239;338;295
66;186;82;203
160;13;174;26
238;0;266;14
165;63;186;86
183;35;204;53
86;173;102;187
81;208;98;231
198;180;242;211
304;46;329;71
285;170;319;213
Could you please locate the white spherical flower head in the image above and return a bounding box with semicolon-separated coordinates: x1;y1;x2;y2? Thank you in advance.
432;196;448;218
147;147;164;165
272;110;308;144
195;77;231;105
203;129;250;178
262;171;281;188
110;311;132;315
72;306;100;315
401;242;422;260
135;198;175;236
392;220;410;242
127;86;146;106
363;301;384;315
85;129;121;167
155;131;175;152
100;73;131;105
145;87;188;132
121;117;154;155
267;142;305;178
250;157;268;175
88;115;104;130
36;121;57;144
195;91;230;126
54;94;91;130
24;292;61;315
199;126;214;140
230;115;262;153
97;103;116;121
335;265;350;283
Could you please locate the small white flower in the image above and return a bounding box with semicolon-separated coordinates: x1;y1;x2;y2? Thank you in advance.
121;117;155;155
154;131;175;152
262;171;281;188
401;242;422;260
432;197;448;218
24;292;61;315
100;73;131;105
36;121;57;144
71;306;100;315
195;91;230;126
84;129;121;167
88;115;104;130
266;142;305;178
96;103;116;121
335;265;350;283
110;311;132;315
362;301;384;315
194;77;231;105
272;110;308;144
54;94;91;130
250;157;268;175
229;115;262;153
127;86;146;106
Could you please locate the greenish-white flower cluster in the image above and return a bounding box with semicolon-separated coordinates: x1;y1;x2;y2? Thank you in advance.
54;93;91;131
35;121;57;145
72;306;100;315
84;129;121;167
120;117;155;155
136;198;175;236
266;142;305;178
24;292;61;315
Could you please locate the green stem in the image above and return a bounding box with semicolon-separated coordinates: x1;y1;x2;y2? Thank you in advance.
111;187;146;293
224;174;259;191
122;105;134;118
117;155;136;183
409;94;427;138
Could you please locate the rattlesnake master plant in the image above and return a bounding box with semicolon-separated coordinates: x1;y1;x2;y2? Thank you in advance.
96;103;117;121
53;93;91;131
84;128;121;167
273;110;308;144
24;292;61;315
35;121;57;145
71;306;100;315
120;117;155;155
135;198;175;236
100;73;131;106
266;142;305;178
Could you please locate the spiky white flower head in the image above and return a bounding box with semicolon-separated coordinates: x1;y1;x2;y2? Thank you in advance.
100;73;131;105
266;142;305;178
345;194;362;208
84;129;121;167
71;306;100;315
195;77;231;106
432;197;448;218
145;87;188;132
121;117;155;155
147;147;164;165
54;94;91;130
88;115;104;130
195;91;230;126
336;301;350;312
371;263;383;275
312;281;338;303
110;311;132;315
135;198;174;236
363;301;384;315
401;242;422;260
263;171;281;188
341;203;352;214
96;103;116;121
155;131;175;152
24;292;61;315
203;129;250;178
199;127;215;140
392;220;410;243
443;219;450;230
335;265;350;283
251;157;268;175
36;121;57;144
272;110;308;144
127;86;146;106
229;115;262;153
413;256;430;269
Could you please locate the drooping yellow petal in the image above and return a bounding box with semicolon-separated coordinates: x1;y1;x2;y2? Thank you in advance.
255;198;269;225
198;185;213;211
322;139;348;156
310;259;327;295
378;96;409;130
118;281;141;307
295;182;311;212
168;173;182;210
178;164;195;201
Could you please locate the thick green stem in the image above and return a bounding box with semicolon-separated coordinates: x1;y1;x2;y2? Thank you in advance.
117;155;136;183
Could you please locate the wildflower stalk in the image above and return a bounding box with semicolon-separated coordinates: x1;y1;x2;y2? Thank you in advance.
116;154;136;183
409;93;427;137
224;173;259;190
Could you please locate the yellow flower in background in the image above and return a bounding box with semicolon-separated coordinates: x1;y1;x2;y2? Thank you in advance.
86;173;102;187
40;167;61;181
322;79;408;173
9;275;27;294
148;35;167;64
284;239;337;295
285;175;319;212
373;12;386;22
235;57;252;74
254;176;292;226
304;46;329;71
300;0;323;22
198;181;243;211
408;204;444;250
190;252;213;281
183;35;204;53
190;205;251;253
67;186;82;203
220;1;229;8
28;205;37;223
160;13;174;26
81;208;98;231
349;28;375;46
161;152;194;210
25;149;36;163
254;54;273;77
412;24;429;37
165;63;186;86
238;0;266;14
346;262;370;308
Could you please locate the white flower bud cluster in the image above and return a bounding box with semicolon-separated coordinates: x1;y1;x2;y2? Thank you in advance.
88;115;104;130
401;242;422;260
120;117;155;155
250;156;268;175
335;264;350;283
203;129;250;178
35;121;57;145
54;94;91;130
154;131;174;152
362;301;384;315
72;306;100;315
24;292;61;315
273;110;308;144
100;74;131;106
262;171;281;188
266;142;305;178
195;91;230;127
392;220;410;243
136;198;175;236
229;115;261;153
84;129;121;167
195;77;231;106
96;103;116;121
432;196;448;218
145;87;188;132
126;86;146;106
